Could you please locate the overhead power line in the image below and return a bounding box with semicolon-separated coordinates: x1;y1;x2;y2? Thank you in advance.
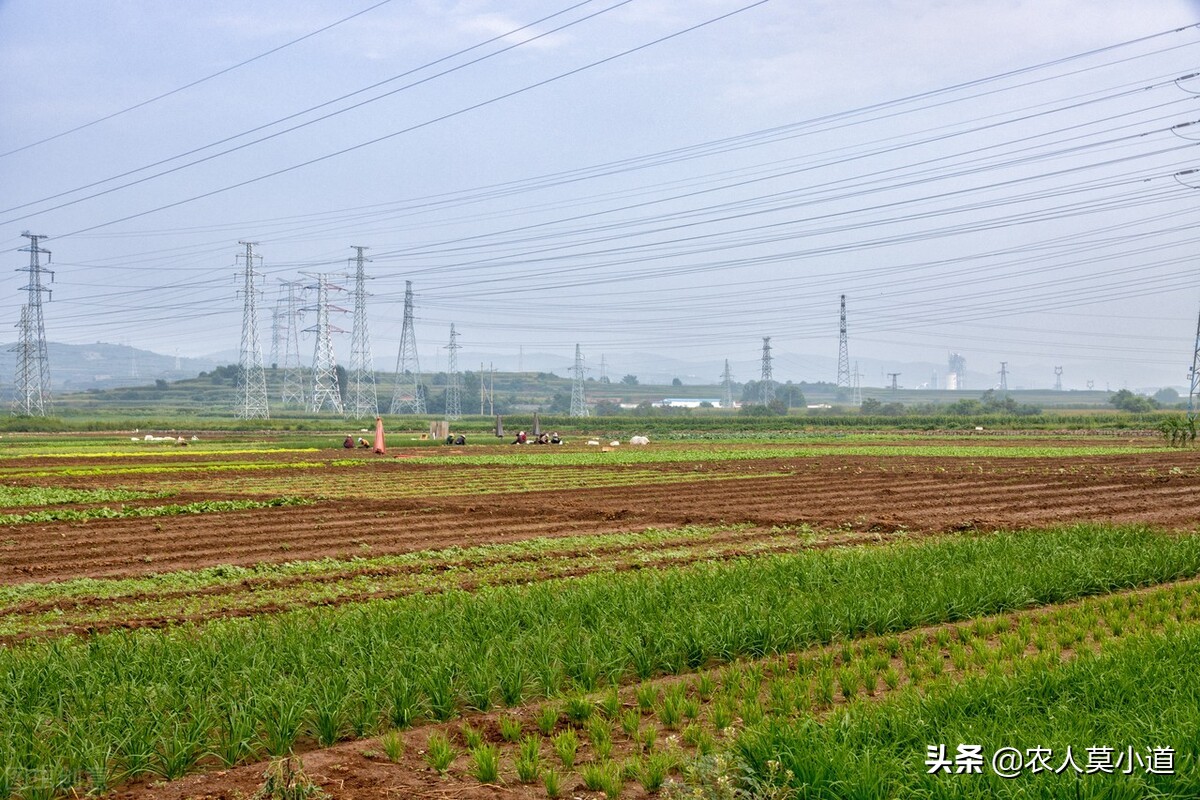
0;0;623;221
43;0;771;238
0;0;397;160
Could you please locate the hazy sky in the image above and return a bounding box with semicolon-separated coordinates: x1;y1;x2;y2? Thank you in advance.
3;0;1200;389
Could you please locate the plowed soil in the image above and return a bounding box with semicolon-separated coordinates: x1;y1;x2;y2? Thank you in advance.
3;447;1199;586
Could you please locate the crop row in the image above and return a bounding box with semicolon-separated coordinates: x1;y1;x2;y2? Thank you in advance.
0;486;166;508
0;458;337;480
365;579;1200;798
0;525;823;639
0;524;1197;796
408;442;1158;467
0;497;310;527
0;523;765;607
0;442;321;460
730;624;1200;798
135;466;780;501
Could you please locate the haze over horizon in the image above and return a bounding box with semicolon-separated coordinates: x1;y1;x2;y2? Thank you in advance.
4;0;1200;393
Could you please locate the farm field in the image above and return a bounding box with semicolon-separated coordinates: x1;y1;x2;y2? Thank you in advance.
0;429;1197;799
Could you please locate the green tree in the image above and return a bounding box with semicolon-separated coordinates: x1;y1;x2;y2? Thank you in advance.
620;374;639;385
778;382;806;408
1109;389;1158;413
593;400;621;415
1154;387;1181;406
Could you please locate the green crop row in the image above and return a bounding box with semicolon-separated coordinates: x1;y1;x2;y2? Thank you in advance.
0;526;817;639
0;497;310;526
728;627;1200;799
0;486;168;508
0;446;320;460
0;523;766;607
147;466;780;501
409;579;1200;797
409;442;1157;468
0;458;341;480
0;524;1198;796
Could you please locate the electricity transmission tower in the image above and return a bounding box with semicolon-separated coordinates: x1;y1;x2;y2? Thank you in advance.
999;361;1008;392
888;372;901;391
836;294;850;388
304;273;346;414
235;241;269;419
571;344;589;417
444;324;461;420
760;337;774;405
347;246;377;419
1054;366;1064;392
269;299;283;370
279;280;307;407
852;361;863;405
12;233;53;416
389;280;425;414
721;359;734;409
10;308;35;415
1187;307;1200;423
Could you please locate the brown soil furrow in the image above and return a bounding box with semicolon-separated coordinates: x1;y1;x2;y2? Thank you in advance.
1;513;626;584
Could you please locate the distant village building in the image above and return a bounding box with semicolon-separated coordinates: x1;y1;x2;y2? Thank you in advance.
656;398;725;409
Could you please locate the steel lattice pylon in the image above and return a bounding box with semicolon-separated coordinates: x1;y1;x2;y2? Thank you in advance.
389;280;425;414
836;294;850;388
12;233;53;416
305;273;345;414
444;324;461;420
1188;307;1200;424
234;241;270;419
279;280;307;407
760;336;774;405
721;358;734;410
269;299;283;370
570;344;589;417
347;246;377;419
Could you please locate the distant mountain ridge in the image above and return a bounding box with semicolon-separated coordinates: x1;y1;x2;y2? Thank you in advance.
0;342;220;393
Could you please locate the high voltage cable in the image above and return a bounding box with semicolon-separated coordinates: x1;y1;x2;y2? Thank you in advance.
13;18;1200;377
30;34;1190;250
30;172;1200;331
46;0;771;239
368;104;1191;267
65;38;1200;251
385;148;1195;288
0;0;623;220
0;0;396;160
